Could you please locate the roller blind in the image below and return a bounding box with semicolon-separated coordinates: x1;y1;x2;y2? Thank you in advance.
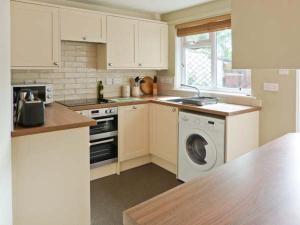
176;14;231;37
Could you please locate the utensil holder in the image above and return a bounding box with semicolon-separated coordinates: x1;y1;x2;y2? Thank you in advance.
132;86;140;97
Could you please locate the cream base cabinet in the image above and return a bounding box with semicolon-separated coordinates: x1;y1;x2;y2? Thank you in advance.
149;104;178;165
61;8;106;43
138;22;168;69
119;104;149;162
106;16;138;69
11;1;60;69
12;128;90;225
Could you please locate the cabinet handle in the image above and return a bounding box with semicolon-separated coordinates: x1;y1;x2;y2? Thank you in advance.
172;107;177;112
108;63;112;66
138;63;142;66
82;36;87;40
53;62;59;66
132;106;137;109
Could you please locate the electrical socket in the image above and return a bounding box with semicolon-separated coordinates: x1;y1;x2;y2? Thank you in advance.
264;83;279;92
106;78;113;85
113;78;122;85
278;69;289;76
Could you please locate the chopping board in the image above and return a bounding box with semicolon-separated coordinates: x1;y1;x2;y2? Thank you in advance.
140;76;154;95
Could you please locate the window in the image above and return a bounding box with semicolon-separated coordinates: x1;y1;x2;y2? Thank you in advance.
179;29;251;94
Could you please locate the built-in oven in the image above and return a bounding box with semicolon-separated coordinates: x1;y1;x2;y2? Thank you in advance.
78;107;118;168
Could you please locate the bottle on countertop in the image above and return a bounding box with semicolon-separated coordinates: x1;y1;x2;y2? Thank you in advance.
153;76;158;96
97;81;104;99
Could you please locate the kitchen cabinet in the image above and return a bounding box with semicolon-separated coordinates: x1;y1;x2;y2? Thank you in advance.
11;1;60;69
149;104;178;165
12;127;90;225
118;104;149;162
232;0;300;69
160;24;169;69
97;16;168;70
105;16;139;69
138;21;168;69
61;8;106;43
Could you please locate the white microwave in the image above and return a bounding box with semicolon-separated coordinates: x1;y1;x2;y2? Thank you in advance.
12;84;54;105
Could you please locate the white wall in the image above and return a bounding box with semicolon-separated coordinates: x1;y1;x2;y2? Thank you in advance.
0;0;12;224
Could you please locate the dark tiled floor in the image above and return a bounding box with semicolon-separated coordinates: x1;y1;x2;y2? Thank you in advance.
91;163;182;225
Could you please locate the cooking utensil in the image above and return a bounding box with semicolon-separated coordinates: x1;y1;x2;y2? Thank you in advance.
140;76;154;95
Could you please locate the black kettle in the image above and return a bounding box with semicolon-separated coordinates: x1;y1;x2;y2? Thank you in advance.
16;89;45;127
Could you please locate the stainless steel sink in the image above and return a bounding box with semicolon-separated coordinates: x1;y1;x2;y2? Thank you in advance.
165;97;218;106
182;97;218;106
164;98;184;103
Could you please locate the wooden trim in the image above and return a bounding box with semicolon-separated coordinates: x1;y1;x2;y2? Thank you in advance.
176;14;231;37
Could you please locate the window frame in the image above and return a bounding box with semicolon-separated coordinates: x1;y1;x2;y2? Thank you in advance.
179;30;251;95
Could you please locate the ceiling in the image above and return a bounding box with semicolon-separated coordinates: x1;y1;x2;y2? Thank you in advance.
68;0;214;14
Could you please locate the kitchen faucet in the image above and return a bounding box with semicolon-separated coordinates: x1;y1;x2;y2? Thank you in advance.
181;84;201;97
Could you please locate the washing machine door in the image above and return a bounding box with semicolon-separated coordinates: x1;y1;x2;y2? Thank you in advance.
185;131;217;171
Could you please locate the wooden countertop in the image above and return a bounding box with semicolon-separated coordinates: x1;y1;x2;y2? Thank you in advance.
13;96;259;138
68;96;261;117
124;133;300;225
12;103;96;138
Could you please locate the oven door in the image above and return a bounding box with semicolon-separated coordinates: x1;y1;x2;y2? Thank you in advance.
90;136;118;168
90;115;117;137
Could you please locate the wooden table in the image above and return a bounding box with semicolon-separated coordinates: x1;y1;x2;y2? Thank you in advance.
124;133;300;225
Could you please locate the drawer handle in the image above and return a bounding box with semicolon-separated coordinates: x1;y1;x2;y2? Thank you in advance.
82;36;87;40
53;62;59;66
138;63;142;66
133;106;137;109
108;63;113;66
172;107;176;112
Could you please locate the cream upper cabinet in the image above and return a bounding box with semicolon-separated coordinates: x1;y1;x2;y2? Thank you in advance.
138;21;161;68
98;16;168;70
11;1;60;69
61;8;106;43
138;21;168;69
160;24;168;69
106;16;138;69
149;104;178;165
118;104;149;162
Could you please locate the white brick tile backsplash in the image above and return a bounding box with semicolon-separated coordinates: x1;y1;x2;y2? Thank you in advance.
11;41;157;100
65;73;86;78
65;83;86;89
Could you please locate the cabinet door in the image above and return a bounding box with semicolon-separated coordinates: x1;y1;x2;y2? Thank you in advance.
11;1;60;68
138;22;168;69
61;8;106;43
149;104;178;165
106;16;138;69
119;104;149;162
138;21;161;68
160;24;169;69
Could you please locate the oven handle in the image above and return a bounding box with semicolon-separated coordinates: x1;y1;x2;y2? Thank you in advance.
90;138;114;146
95;117;114;123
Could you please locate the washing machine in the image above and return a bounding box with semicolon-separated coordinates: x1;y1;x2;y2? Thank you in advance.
178;111;225;182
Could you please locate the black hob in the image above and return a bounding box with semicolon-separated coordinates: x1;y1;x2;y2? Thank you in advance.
57;98;114;107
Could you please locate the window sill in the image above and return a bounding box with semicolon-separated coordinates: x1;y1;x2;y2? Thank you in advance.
173;88;256;99
172;87;256;100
